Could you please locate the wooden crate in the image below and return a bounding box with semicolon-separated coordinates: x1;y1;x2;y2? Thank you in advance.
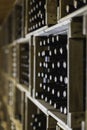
25;0;57;34
14;87;25;130
59;0;73;19
33;35;86;129
33;35;67;117
19;42;29;90
25;97;49;130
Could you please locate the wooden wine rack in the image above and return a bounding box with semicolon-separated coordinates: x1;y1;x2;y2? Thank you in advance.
0;0;87;130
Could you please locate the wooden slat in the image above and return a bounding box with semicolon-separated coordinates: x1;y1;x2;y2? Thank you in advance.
46;0;57;24
68;38;85;112
29;37;34;96
59;0;73;19
47;116;57;129
67;112;85;128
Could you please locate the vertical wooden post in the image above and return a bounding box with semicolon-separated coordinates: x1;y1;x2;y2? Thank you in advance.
67;38;85;128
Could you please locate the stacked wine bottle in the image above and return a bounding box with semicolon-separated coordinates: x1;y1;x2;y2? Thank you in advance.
30;113;46;130
66;0;87;14
7;15;13;44
20;43;29;87
36;35;68;115
12;46;17;78
14;5;22;40
8;82;14;106
28;0;46;32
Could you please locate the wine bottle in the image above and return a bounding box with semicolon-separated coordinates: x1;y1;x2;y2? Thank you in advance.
60;106;67;114
49;95;59;105
66;4;76;14
35;92;43;99
74;0;86;9
44;93;52;102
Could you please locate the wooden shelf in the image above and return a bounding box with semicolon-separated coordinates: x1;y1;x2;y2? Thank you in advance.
26;92;48;116
16;83;30;93
0;1;87;130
